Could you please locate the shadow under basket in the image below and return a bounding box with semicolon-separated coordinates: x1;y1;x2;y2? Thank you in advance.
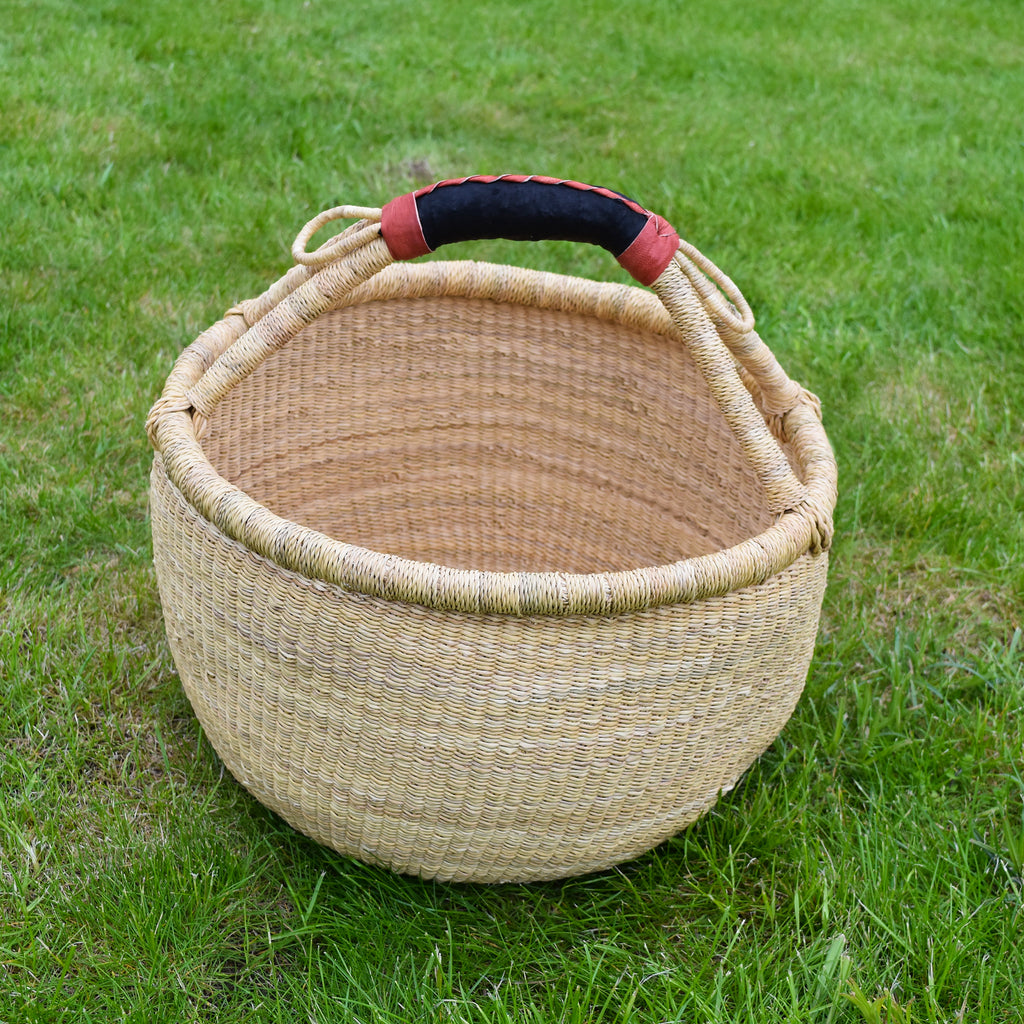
147;186;836;883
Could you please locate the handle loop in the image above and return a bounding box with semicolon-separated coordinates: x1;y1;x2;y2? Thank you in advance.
292;205;382;267
673;240;754;338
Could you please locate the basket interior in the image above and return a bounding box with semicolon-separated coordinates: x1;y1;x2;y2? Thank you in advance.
201;294;781;574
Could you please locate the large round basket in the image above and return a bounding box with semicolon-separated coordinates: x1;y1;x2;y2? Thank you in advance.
146;176;837;883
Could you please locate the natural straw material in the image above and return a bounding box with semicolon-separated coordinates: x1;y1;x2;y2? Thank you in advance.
148;208;837;883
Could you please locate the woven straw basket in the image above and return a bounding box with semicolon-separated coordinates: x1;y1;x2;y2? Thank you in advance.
147;176;837;883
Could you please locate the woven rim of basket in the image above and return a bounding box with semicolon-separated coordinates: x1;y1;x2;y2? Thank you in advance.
148;240;836;617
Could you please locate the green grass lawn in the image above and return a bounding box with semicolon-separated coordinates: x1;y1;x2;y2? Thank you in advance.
2;0;1022;1020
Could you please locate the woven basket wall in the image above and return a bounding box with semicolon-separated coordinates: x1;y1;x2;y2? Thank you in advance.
148;229;836;883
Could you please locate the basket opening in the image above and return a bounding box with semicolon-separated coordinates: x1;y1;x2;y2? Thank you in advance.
202;295;780;574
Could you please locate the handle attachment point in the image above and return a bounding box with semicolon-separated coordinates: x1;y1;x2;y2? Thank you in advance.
673;241;754;338
292;205;383;267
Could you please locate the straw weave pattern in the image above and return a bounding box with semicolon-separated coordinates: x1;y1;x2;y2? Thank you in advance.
149;236;836;882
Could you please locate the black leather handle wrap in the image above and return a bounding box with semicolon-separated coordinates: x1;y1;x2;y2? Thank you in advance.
380;175;681;285
417;179;647;256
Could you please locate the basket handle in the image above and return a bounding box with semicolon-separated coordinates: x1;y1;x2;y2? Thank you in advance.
160;179;833;548
371;175;680;287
